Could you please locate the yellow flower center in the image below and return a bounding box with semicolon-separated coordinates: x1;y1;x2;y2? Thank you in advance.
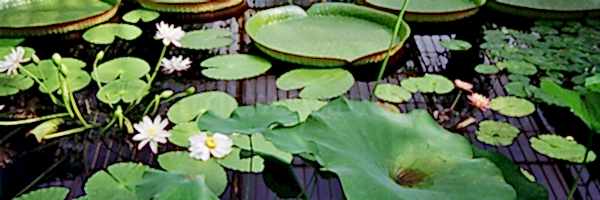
147;127;157;137
205;136;217;149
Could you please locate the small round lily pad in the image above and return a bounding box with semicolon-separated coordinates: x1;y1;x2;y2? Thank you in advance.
169;122;199;147
440;39;472;51
504;82;529;97
499;61;537;76
530;134;596;163
96;78;148;104
83;23;142;45
276;68;354;100
200;54;271;80
400;74;454;94
180;29;233;50
475;64;500;75
476;120;520;146
122;9;160;23
490;96;536;117
585;74;600;93
167;91;238;124
374;83;412;103
93;57;150;83
0;74;33;96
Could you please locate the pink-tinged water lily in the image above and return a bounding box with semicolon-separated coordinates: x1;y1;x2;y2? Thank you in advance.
454;79;473;93
188;132;233;161
133;116;171;154
468;93;490;111
161;56;192;74
0;47;26;75
154;21;185;47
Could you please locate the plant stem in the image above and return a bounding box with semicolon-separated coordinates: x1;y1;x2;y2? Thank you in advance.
100;116;118;134
148;45;167;87
376;0;409;82
567;133;594;200
43;125;95;140
69;90;89;126
0;113;69;126
449;91;463;111
20;67;60;105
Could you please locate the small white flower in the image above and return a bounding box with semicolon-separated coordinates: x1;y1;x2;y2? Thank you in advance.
189;132;233;161
161;56;192;74
133;116;171;154
154;21;185;47
0;47;26;75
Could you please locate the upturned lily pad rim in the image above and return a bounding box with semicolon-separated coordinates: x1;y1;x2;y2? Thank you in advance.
0;0;121;37
361;0;486;14
245;3;411;67
492;0;600;12
138;0;246;13
486;0;600;19
358;0;485;22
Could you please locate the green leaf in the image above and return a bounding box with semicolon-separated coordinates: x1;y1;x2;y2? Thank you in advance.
84;162;148;200
14;187;69;200
0;74;33;96
272;98;327;122
0;38;24;46
93;57;150;83
157;151;228;195
200;54;271;80
170;122;199;147
122;9;160;23
490;96;536;117
499;61;537;76
530;135;596;163
585;74;600;93
231;133;293;163
400;74;454;94
29;118;64;142
217;148;265;173
374;83;412;103
96;78;148;104
197;104;299;135
136;169;219;200
476;120;520;146
508;74;530;83
23;60;60;93
475;64;500;75
266;98;516;200
83;23;142;45
180;29;233;50
62;58;91;92
167;91;238;124
276;68;354;99
505;82;529;97
440;39;472;51
539;79;600;132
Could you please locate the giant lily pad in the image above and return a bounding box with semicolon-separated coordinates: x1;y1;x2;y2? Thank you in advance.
361;0;487;22
93;57;150;83
530;134;596;163
83;23;142;45
167;91;238;124
476;120;520;146
0;0;120;36
138;0;245;13
14;187;69;200
157;151;228;195
245;3;411;67
96;78;148;104
0;73;34;96
197;104;298;135
490;96;536;117
200;54;271;80
266;98;516;200
276;68;354;99
488;0;600;19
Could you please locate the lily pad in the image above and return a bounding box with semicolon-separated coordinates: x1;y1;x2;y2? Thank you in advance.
374;83;412;103
505;82;529;97
476;120;520;146
198;104;299;135
93;57;150;83
136;169;219;200
266;98;516;200
246;3;411;67
170;122;199;147
0;38;24;46
84;162;148;200
122;9;160;23
200;54;271;80
272;99;327;122
362;0;486;22
585;74;600;93
96;78;148;104
14;187;69;200
490;96;536;117
400;74;454;94
475;64;500;74
157;151;228;195
138;0;244;13
217;148;265;173
530;134;596;163
0;73;34;96
492;0;600;12
167;91;238;124
440;39;472;51
276;68;354;99
499;61;537;76
540;79;600;132
22;60;59;93
231;133;293;163
180;29;233;50
83;23;142;45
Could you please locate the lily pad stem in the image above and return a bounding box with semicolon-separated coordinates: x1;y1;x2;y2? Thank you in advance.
376;0;409;82
0;113;69;126
20;67;61;105
449;90;463;111
60;75;89;126
42;125;95;140
142;95;161;116
148;45;168;87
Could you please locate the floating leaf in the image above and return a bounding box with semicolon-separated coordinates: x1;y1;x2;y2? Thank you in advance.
0;38;24;46
374;83;412;103
14;187;69;200
93;57;150;83
540;79;600;132
197;105;299;135
475;64;500;75
585;74;600;93
508;74;530;83
499;61;537;76
266;98;516;200
122;9;160;23
200;54;271;80
530;135;596;163
400;74;454;94
83;23;142;44
136;169;219;200
84;162;148;200
180;29;233;50
96;78;148;104
157;151;227;195
476;120;520;146
217;148;265;173
22;60;60;93
167;92;238;124
440;39;472;51
505;82;529;97
0;74;33;96
490;96;536;117
272;99;327;122
231;133;293;163
276;68;354;99
62;58;91;92
170;122;199;147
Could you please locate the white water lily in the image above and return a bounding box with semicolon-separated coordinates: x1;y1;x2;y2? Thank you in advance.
189;132;233;161
133;116;171;154
161;56;192;74
154;21;185;47
0;47;26;75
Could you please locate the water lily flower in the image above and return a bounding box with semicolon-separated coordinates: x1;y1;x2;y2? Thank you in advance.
161;56;192;74
133;116;171;154
154;21;185;47
454;79;473;92
189;132;233;161
468;93;490;111
0;47;26;75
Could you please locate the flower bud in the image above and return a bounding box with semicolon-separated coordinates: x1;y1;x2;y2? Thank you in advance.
96;51;104;61
160;90;174;99
185;86;196;94
51;53;62;65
